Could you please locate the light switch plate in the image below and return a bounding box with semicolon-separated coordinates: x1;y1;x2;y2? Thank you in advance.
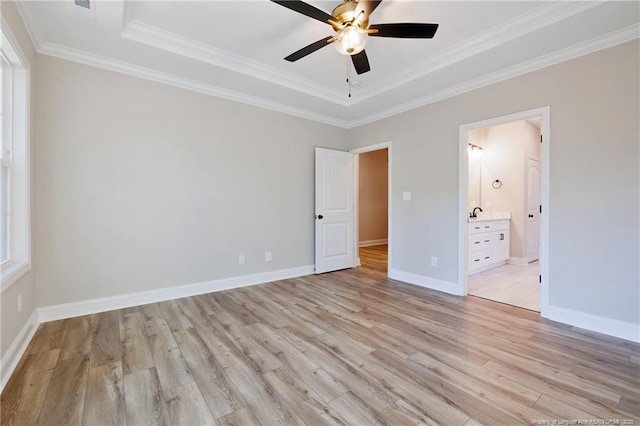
402;191;411;201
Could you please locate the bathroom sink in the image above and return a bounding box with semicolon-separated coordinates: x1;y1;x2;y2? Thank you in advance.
467;212;512;222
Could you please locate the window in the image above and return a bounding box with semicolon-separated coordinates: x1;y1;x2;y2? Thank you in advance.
0;21;31;291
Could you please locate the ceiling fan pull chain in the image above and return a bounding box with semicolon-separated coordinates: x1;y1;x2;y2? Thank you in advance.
347;56;352;98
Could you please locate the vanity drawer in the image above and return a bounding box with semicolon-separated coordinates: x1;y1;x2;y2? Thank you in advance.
469;235;491;251
469;220;509;233
469;249;492;268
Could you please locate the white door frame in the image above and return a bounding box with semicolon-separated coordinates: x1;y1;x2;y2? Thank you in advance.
527;157;541;263
458;107;550;315
350;142;392;275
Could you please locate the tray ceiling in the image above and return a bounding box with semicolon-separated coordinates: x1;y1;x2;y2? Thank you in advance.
15;0;640;128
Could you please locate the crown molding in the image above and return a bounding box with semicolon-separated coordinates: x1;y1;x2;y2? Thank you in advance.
11;0;638;130
119;1;603;107
348;23;640;128
14;0;44;50
37;41;350;128
351;1;604;105
121;18;348;106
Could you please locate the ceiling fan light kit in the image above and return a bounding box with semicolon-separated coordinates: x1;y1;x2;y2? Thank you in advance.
271;0;439;78
334;26;368;55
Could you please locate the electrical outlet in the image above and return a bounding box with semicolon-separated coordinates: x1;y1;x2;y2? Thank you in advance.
17;293;22;313
431;256;438;267
265;251;272;262
238;254;245;265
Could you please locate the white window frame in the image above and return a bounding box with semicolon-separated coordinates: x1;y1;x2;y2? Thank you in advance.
1;51;11;266
0;17;31;292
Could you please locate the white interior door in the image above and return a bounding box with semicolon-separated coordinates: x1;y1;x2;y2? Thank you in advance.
527;158;540;262
315;147;356;274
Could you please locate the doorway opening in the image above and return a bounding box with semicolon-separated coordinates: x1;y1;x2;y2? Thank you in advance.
351;143;392;276
459;107;549;315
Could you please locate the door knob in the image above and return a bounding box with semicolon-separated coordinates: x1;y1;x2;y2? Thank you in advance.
316;215;324;220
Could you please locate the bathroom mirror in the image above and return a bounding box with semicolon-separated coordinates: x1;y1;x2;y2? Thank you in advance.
468;143;483;213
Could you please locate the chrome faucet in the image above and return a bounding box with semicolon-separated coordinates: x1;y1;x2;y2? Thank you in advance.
471;206;483;218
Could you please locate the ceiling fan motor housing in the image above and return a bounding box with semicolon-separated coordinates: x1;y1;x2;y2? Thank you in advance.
331;1;369;31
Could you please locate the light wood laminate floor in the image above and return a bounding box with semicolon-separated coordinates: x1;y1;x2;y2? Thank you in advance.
2;260;639;425
469;261;540;312
359;244;388;273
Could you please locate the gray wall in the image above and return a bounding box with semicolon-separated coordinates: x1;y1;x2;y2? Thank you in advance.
2;8;638;368
34;55;350;307
349;40;639;326
0;1;38;359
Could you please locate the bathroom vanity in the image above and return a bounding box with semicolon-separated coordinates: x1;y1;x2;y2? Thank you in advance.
468;215;510;274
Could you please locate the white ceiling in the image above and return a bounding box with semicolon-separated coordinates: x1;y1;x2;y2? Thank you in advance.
15;0;640;128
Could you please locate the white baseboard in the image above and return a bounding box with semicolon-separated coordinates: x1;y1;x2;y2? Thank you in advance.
38;265;314;323
388;268;461;296
544;305;640;343
359;239;388;247
469;260;508;275
1;310;38;392
508;257;530;266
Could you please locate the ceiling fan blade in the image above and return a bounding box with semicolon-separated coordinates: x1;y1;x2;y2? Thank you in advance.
270;0;335;25
354;1;383;20
351;50;371;75
369;23;439;38
284;36;334;62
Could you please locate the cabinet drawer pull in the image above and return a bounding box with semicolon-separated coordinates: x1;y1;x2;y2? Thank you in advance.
474;258;481;262
484;256;490;260
484;225;490;229
474;241;480;244
484;239;490;243
499;233;505;240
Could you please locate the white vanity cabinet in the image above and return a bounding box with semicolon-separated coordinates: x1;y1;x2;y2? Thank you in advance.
468;219;510;274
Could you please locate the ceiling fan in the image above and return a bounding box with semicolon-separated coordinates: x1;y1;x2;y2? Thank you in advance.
271;0;439;75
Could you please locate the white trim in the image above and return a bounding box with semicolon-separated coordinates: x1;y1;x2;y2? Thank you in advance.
349;24;639;128
351;142;392;275
15;2;637;129
389;269;461;296
350;142;393;154
37;265;314;323
120;2;598;109
36;42;350;129
1;262;31;293
508;257;530;266
458;106;550;317
0;17;32;293
469;261;508;276
13;2;44;51
351;1;603;106
359;239;388;247
121;20;346;106
0;309;38;392
544;305;640;344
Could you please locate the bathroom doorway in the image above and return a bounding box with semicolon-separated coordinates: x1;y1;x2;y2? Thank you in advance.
458;108;549;314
